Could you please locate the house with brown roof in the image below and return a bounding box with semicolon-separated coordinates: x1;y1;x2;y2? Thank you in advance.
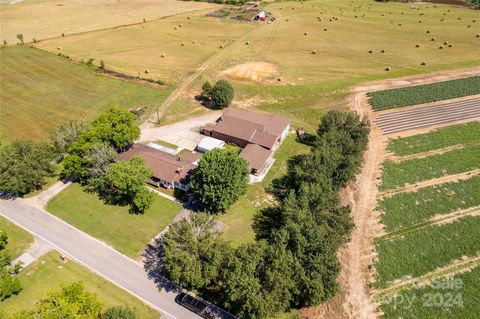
201;108;290;176
117;144;200;191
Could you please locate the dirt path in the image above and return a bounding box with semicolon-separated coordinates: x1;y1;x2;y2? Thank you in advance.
141;23;267;129
385;143;474;162
379;168;480;198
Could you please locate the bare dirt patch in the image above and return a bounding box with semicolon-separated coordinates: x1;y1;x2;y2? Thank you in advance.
220;61;279;82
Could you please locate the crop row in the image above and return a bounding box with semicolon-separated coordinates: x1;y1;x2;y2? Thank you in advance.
367;76;480;111
379;176;480;232
380;266;480;319
387;122;480;157
380;145;480;190
374;216;480;288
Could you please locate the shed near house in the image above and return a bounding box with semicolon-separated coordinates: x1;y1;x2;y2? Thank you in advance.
117;144;200;191
196;137;225;153
239;143;273;175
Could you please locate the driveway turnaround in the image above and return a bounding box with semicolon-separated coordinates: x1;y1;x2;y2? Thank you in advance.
0;199;234;319
375;95;480;135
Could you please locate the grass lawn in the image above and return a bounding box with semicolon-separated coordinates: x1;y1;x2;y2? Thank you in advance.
380;176;480;232
380;145;480;190
380;266;480;319
374;216;480;288
0;45;172;144
368;76;480;111
0;251;159;318
387;122;480;156
47;183;181;257
0;216;34;260
218;134;310;246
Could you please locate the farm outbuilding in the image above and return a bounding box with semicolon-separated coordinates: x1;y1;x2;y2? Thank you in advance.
196;136;225;153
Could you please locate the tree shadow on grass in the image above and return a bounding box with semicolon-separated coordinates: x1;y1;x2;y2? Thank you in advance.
143;237;181;293
194;95;221;110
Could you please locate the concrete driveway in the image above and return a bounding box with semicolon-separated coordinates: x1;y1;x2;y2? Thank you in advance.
139;112;221;151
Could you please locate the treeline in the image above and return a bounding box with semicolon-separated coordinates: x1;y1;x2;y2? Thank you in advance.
183;0;249;5
1;230;22;301
161;111;370;318
0;108;153;214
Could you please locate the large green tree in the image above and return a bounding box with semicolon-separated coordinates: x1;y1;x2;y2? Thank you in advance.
102;157;154;214
50;121;87;156
62;108;140;180
190;148;249;213
0;140;55;196
211;79;234;109
0;230;22;301
162;213;229;290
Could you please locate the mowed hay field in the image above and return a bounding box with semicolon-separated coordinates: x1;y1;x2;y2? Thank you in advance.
373;122;480;318
0;0;215;44
0;46;171;143
36;12;257;83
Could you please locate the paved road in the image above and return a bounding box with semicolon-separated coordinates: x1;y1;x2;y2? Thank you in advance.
0;199;234;319
375;95;480;134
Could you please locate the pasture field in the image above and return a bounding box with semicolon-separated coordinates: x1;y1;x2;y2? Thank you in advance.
47;184;181;257
380;176;480;232
0;46;172;143
387;121;480;156
380;145;480;190
0;0;215;44
380;267;480;319
374;216;480;289
368;76;480;111
35;0;480;128
0;251;159;318
0;215;34;259
35;12;257;83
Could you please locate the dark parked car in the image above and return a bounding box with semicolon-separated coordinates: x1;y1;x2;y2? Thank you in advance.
175;293;219;319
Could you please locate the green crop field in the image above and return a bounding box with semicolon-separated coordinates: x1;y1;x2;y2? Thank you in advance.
0;216;34;259
0;251;159;318
380;266;480;319
387;122;480;156
368;76;480;111
379;176;480;232
0;46;171;144
47;184;181;257
374;216;480;288
380;145;480;190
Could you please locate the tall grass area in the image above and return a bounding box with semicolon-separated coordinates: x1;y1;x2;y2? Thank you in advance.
379;176;480;231
380;266;480;319
374;216;480;288
368;76;480;111
0;216;34;259
0;251;159;318
0;46;171;143
380;145;480;190
47;184;181;257
387;122;480;156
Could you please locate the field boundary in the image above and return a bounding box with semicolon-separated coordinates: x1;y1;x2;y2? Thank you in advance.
386;142;480;162
379;168;480;197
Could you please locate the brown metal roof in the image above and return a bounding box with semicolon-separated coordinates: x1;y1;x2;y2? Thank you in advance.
210;108;290;149
117;144;200;184
239;143;273;172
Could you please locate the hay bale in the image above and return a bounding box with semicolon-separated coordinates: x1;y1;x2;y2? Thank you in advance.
385;66;391;71
312;50;317;54
174;27;177;30
431;37;436;41
187;16;190;20
448;44;453;47
304;32;308;36
421;61;426;66
181;42;185;46
381;49;386;53
245;41;250;45
418;20;422;23
467;25;471;28
161;54;166;58
439;45;444;49
145;69;149;74
443;41;448;45
286;18;289;22
415;44;420;48
324;28;328;31
426;30;430;33
398;23;402;26
179;24;183;27
368;50;373;54
477;34;480;38
277;78;282;82
192;41;196;44
219;44;224;49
